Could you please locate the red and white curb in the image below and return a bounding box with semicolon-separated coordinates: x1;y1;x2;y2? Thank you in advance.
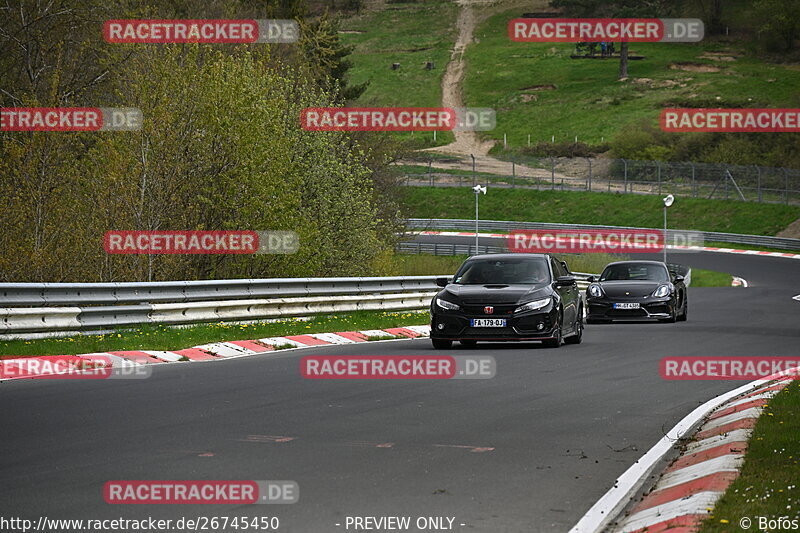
731;276;748;287
612;378;793;533
570;373;797;533
0;325;431;381
415;231;800;260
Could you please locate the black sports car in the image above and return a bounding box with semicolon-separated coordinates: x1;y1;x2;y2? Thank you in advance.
585;260;687;323
430;254;583;349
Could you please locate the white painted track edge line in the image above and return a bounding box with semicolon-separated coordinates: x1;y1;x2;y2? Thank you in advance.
567;375;785;533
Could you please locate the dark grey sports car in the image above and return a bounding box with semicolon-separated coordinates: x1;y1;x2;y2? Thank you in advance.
429;254;583;349
585;260;687;323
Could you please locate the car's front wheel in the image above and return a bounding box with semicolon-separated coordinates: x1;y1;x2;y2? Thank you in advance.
677;293;688;322
564;306;583;345
431;338;453;350
542;312;563;348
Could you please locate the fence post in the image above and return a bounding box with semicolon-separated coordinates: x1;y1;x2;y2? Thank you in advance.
755;165;762;203
724;169;729;200
512;160;516;188
656;161;661;195
587;158;593;191
784;168;790;204
428;160;432;186
622;158;628;193
691;163;696;198
551;158;555;190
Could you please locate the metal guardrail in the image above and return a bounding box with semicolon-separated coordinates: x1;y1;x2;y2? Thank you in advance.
0;256;693;337
405;218;800;251
0;277;446;337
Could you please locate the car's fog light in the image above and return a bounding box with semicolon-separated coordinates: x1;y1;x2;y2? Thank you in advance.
536;323;544;330
437;323;445;330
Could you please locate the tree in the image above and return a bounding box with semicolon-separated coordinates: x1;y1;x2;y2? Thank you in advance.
300;13;369;103
550;0;674;79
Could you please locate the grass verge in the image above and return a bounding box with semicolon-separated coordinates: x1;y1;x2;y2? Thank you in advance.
0;310;429;358
690;268;733;287
403;187;800;236
465;7;800;149
698;381;800;532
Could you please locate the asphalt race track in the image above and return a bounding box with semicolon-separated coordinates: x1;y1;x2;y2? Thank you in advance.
1;237;799;532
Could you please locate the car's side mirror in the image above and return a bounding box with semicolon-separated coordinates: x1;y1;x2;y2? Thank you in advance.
673;275;684;283
435;277;449;288
555;275;576;287
586;275;595;283
560;260;569;272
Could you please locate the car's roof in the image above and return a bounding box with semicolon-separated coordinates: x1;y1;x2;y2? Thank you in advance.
465;253;550;261
604;260;667;267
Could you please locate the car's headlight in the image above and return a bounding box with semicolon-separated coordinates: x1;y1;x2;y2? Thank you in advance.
587;284;603;297
652;285;671;298
435;298;460;311
514;297;551;314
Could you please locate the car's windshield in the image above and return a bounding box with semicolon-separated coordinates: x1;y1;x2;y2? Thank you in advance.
454;258;550;285
600;263;669;282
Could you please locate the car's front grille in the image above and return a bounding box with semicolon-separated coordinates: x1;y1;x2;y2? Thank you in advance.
607;308;648;317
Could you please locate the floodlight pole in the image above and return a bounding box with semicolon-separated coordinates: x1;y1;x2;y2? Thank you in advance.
663;204;667;264
475;188;480;254
662;194;674;265
473;185;486;255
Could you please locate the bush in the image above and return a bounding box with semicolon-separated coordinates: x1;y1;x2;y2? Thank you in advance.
520;141;605;158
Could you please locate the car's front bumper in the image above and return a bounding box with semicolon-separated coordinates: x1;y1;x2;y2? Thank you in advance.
586;296;675;321
430;306;559;341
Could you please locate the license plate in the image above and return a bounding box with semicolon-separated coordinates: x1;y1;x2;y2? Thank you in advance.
471;318;507;327
613;302;641;309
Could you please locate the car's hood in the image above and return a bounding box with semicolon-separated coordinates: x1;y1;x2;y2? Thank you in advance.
442;283;551;304
598;280;665;298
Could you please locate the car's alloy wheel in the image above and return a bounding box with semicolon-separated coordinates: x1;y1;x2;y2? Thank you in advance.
660;307;678;323
565;307;583;344
542;312;563;348
677;294;688;322
431;338;453;350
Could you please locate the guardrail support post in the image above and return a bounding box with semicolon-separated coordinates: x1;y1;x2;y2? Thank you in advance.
691;163;696;198
551;158;555;190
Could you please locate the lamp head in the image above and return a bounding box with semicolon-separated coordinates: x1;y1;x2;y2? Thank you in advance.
473;184;487;194
663;194;674;208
